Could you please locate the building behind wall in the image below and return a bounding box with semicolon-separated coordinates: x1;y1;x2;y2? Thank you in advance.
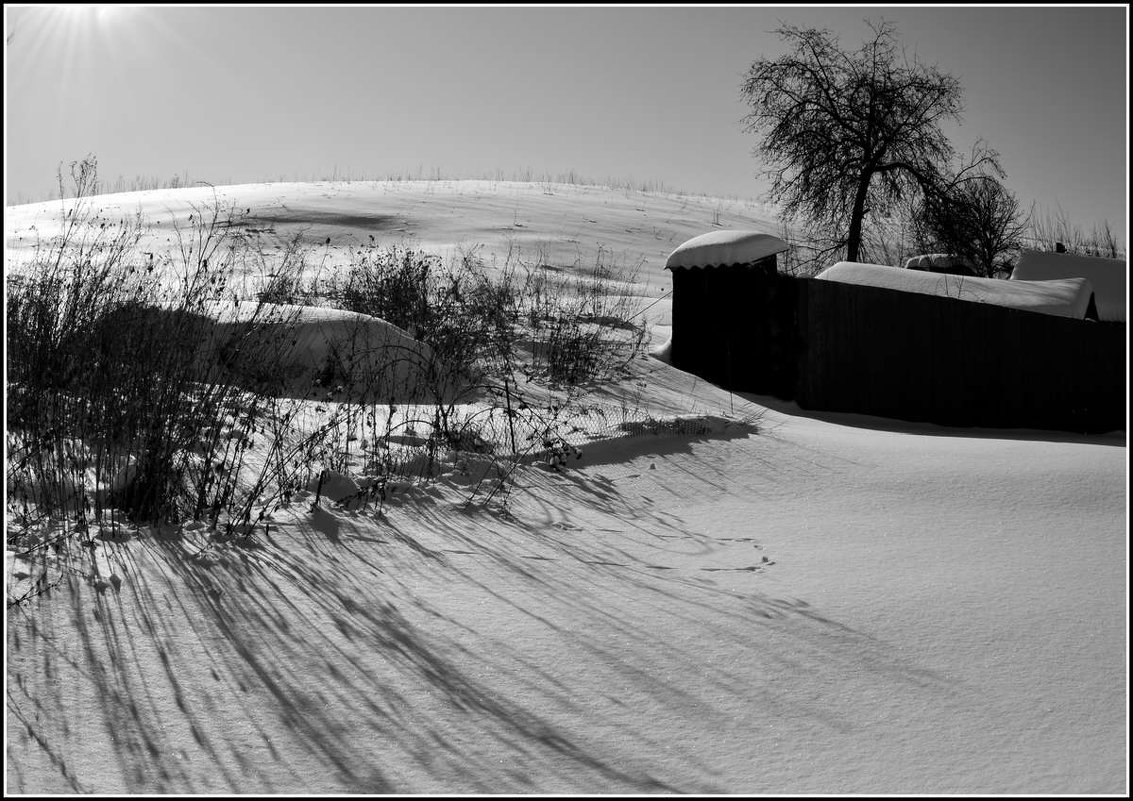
664;233;1125;432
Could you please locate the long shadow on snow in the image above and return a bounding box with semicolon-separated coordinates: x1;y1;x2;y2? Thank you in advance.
746;392;1126;446
6;422;973;794
339;446;975;789
19;515;677;794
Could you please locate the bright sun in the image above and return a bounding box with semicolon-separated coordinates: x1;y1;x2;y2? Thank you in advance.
54;4;129;23
13;4;139;48
7;4;143;82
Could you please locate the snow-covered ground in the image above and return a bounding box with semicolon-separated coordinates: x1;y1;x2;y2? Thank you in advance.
5;181;1128;794
5;180;780;355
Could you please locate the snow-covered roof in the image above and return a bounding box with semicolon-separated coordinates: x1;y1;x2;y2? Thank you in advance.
903;253;977;275
815;261;1096;320
665;230;789;270
1009;249;1126;322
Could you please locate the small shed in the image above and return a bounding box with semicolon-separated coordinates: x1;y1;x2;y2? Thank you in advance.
1010;249;1127;322
664;230;795;395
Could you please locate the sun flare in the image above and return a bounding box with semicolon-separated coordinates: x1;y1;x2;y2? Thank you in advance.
53;4;132;24
21;3;135;38
6;4;144;82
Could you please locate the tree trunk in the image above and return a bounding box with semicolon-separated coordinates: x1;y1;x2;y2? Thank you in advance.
846;171;872;263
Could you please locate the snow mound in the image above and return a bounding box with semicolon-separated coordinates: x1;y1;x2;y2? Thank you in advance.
816;261;1096;320
665;230;789;269
306;470;362;503
1010;249;1126;322
199;301;458;401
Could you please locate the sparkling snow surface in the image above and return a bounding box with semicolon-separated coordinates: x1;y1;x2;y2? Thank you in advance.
5;182;1127;794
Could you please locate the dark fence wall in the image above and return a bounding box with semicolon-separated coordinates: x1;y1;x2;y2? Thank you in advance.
796;279;1126;432
670;261;800;398
670;271;1127;433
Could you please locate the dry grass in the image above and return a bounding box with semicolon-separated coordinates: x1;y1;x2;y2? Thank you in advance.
6;158;651;604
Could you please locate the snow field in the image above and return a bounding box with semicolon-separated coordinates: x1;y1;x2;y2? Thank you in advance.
5;180;1126;794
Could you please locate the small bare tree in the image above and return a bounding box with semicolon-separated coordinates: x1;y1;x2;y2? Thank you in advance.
914;169;1030;277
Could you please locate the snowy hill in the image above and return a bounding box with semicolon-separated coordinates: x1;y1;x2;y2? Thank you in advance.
4;181;1127;794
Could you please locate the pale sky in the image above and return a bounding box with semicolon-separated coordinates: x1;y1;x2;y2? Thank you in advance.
4;4;1128;244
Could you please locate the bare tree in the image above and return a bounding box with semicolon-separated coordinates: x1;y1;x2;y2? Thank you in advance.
741;20;999;266
914;169;1030;278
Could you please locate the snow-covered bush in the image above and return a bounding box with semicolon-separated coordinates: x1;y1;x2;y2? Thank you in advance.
6;157;651;571
6;160;346;549
6;192;287;529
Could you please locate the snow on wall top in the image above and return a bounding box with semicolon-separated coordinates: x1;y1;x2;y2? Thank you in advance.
665;230;789;270
1010;249;1126;322
815;261;1096;320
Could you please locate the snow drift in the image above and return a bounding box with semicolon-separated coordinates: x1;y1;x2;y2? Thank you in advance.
198;301;457;401
816;261;1097;320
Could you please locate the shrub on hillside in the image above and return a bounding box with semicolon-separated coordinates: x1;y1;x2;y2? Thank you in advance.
6;201;289;528
6;157;650;586
520;251;647;386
